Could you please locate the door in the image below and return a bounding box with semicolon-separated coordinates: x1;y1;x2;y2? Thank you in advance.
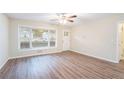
120;24;124;59
63;30;70;51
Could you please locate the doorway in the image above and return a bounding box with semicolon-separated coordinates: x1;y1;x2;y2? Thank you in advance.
118;23;124;61
63;30;70;51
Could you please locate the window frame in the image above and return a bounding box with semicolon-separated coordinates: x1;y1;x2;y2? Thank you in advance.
18;25;57;51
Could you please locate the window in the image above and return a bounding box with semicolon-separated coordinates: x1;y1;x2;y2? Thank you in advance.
20;27;31;49
49;30;56;47
19;26;57;50
32;29;49;48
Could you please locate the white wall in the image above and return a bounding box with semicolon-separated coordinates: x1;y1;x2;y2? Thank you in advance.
9;19;69;58
0;14;9;69
71;14;124;63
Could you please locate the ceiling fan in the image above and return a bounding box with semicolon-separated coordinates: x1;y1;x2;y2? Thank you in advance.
51;13;77;24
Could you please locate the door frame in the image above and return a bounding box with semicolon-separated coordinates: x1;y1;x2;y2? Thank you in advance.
117;22;124;63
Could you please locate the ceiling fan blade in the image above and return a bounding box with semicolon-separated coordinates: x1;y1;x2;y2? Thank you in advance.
68;15;77;18
67;20;74;22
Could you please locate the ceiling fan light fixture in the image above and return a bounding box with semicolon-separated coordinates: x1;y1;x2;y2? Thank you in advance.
51;13;77;24
63;20;67;24
59;19;67;24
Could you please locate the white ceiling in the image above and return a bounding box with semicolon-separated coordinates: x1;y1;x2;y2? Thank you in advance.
5;13;114;26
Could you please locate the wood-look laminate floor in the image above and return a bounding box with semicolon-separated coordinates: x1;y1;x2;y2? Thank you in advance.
1;51;124;79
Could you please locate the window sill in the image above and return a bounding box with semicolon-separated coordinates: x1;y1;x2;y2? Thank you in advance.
18;47;57;52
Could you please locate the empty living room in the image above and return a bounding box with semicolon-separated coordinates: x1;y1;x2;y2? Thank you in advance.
1;13;124;79
1;0;124;93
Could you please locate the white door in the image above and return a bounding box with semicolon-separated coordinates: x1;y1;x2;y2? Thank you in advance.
63;30;70;51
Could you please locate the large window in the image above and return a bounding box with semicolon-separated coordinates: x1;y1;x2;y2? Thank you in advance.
19;26;57;50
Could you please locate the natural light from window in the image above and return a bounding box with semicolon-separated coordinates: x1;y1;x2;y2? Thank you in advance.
19;26;57;50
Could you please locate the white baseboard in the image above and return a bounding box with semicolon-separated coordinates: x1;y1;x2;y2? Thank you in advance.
0;51;63;70
9;50;63;60
70;49;118;63
0;58;9;70
0;49;118;70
